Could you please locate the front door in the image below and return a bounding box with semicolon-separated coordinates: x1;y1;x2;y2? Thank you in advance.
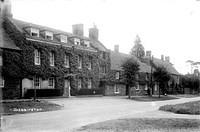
64;79;70;97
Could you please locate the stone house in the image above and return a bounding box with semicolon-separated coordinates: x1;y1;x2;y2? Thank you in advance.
1;0;110;99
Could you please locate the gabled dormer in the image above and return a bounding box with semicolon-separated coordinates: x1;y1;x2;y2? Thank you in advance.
30;27;40;37
58;34;68;43
74;38;81;45
41;30;53;40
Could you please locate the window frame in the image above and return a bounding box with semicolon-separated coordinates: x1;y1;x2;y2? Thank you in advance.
45;31;53;40
48;77;55;89
84;40;90;47
49;52;55;66
0;55;3;66
78;78;82;89
34;49;41;65
115;72;120;79
78;55;82;69
30;28;39;37
33;76;41;89
74;38;81;45
60;35;68;43
64;54;70;68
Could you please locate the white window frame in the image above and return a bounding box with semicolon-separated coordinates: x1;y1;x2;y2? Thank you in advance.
135;82;140;90
60;35;68;43
49;52;55;66
74;38;81;45
30;28;39;37
45;31;53;40
84;40;90;47
78;78;82;89
88;78;92;89
0;76;4;88
78;55;82;69
116;72;120;79
87;57;92;70
114;84;119;94
33;77;41;89
64;54;70;68
34;49;40;65
48;77;55;88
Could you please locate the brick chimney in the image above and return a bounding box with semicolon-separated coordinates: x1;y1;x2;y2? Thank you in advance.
165;56;170;62
114;45;119;52
89;24;99;40
72;24;84;36
0;0;12;19
161;55;164;61
146;51;151;57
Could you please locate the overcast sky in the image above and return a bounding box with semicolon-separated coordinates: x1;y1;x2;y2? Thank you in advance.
11;0;200;74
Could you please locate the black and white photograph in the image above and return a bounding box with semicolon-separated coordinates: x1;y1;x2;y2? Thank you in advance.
0;0;200;131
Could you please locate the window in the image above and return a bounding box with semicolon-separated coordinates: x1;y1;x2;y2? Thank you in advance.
34;77;41;89
87;57;92;70
74;38;81;45
0;76;4;88
88;78;92;89
48;77;55;88
100;65;106;73
78;78;82;89
34;49;40;65
103;52;106;59
135;82;139;90
0;56;3;66
78;55;82;69
114;85;119;93
45;31;53;40
84;40;90;47
49;52;55;66
30;28;39;37
116;72;120;79
64;54;70;68
60;35;68;43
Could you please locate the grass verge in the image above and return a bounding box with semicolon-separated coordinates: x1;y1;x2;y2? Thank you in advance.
159;100;200;115
76;118;200;132
131;95;178;102
0;100;63;115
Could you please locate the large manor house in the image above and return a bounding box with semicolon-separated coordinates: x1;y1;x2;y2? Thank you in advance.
0;0;179;99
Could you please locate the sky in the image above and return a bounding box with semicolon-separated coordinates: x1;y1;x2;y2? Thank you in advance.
10;0;200;74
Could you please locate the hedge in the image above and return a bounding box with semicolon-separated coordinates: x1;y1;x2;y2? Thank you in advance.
24;89;62;98
77;89;103;95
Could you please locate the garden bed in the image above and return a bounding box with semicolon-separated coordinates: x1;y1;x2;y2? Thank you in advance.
0;100;63;115
159;100;200;115
131;95;178;102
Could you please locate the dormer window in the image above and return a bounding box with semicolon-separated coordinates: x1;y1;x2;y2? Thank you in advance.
45;31;53;40
84;40;90;47
60;35;68;43
30;28;39;37
74;38;80;45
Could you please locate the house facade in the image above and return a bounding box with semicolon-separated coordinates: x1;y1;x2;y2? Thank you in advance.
1;0;110;99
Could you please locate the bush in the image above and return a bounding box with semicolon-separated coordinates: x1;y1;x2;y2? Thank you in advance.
77;89;103;95
24;89;62;98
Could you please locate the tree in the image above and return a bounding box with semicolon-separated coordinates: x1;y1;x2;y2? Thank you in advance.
153;66;170;98
121;58;140;99
130;35;145;59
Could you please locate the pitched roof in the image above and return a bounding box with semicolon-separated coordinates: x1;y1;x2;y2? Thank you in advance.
143;56;180;75
8;18;107;52
0;21;20;50
110;51;151;73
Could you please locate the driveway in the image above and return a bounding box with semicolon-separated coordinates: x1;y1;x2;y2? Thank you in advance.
1;96;200;132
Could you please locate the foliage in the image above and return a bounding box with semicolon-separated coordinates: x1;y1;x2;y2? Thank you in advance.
180;74;200;91
159;100;200;115
130;35;145;59
121;58;140;87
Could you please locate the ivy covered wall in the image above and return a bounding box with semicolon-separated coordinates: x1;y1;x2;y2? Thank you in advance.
3;18;102;97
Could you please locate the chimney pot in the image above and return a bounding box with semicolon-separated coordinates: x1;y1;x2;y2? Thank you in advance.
161;55;164;61
165;56;170;62
146;51;151;57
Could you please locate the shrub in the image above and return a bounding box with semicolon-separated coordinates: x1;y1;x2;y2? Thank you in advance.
77;89;103;95
24;89;62;98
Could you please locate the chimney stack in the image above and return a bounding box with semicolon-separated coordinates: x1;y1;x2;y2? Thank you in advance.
114;45;119;52
146;51;151;57
89;24;99;40
165;56;170;62
161;55;164;61
1;0;13;18
72;24;84;36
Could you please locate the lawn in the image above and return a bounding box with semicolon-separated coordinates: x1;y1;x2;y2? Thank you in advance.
159;100;200;115
76;118;200;132
0;100;63;115
131;95;178;102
